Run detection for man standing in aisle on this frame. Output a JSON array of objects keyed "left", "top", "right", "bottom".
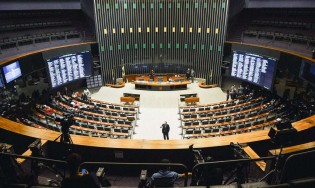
[{"left": 161, "top": 121, "right": 170, "bottom": 140}]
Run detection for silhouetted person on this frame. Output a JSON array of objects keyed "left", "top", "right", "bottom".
[
  {"left": 150, "top": 70, "right": 155, "bottom": 80},
  {"left": 226, "top": 90, "right": 230, "bottom": 101},
  {"left": 186, "top": 68, "right": 191, "bottom": 80},
  {"left": 161, "top": 121, "right": 170, "bottom": 140},
  {"left": 149, "top": 159, "right": 187, "bottom": 187},
  {"left": 61, "top": 153, "right": 101, "bottom": 188}
]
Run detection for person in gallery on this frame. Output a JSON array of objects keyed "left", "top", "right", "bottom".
[
  {"left": 186, "top": 68, "right": 191, "bottom": 80},
  {"left": 61, "top": 153, "right": 102, "bottom": 188},
  {"left": 161, "top": 121, "right": 170, "bottom": 140},
  {"left": 226, "top": 90, "right": 230, "bottom": 101},
  {"left": 190, "top": 68, "right": 195, "bottom": 83},
  {"left": 148, "top": 158, "right": 188, "bottom": 187},
  {"left": 150, "top": 70, "right": 155, "bottom": 80}
]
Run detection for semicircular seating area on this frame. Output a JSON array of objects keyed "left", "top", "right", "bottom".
[{"left": 29, "top": 93, "right": 139, "bottom": 139}]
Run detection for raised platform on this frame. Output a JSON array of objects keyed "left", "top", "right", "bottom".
[{"left": 134, "top": 81, "right": 190, "bottom": 91}]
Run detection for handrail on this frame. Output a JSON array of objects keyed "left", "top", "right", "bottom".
[
  {"left": 0, "top": 152, "right": 67, "bottom": 178},
  {"left": 79, "top": 162, "right": 189, "bottom": 186},
  {"left": 192, "top": 156, "right": 276, "bottom": 184}
]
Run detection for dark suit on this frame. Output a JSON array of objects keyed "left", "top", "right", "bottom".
[{"left": 161, "top": 123, "right": 170, "bottom": 140}]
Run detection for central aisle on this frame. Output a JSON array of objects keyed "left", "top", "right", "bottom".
[{"left": 91, "top": 83, "right": 226, "bottom": 140}]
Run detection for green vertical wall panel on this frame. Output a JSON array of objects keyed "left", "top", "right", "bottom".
[{"left": 95, "top": 0, "right": 228, "bottom": 85}]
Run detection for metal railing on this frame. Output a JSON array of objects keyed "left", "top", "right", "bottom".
[
  {"left": 0, "top": 152, "right": 67, "bottom": 178},
  {"left": 192, "top": 156, "right": 277, "bottom": 185},
  {"left": 80, "top": 161, "right": 189, "bottom": 186}
]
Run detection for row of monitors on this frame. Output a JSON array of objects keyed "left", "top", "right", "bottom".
[
  {"left": 0, "top": 51, "right": 93, "bottom": 89},
  {"left": 1, "top": 50, "right": 314, "bottom": 89}
]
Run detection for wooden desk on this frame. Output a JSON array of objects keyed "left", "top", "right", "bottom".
[
  {"left": 185, "top": 97, "right": 200, "bottom": 104},
  {"left": 134, "top": 81, "right": 190, "bottom": 91},
  {"left": 243, "top": 146, "right": 267, "bottom": 171},
  {"left": 125, "top": 74, "right": 187, "bottom": 83},
  {"left": 120, "top": 97, "right": 135, "bottom": 104},
  {"left": 269, "top": 141, "right": 315, "bottom": 155},
  {"left": 0, "top": 115, "right": 314, "bottom": 149}
]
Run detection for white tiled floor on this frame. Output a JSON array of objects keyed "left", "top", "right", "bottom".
[{"left": 91, "top": 83, "right": 226, "bottom": 140}]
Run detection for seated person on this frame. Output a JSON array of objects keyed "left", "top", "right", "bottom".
[
  {"left": 149, "top": 158, "right": 188, "bottom": 187},
  {"left": 61, "top": 153, "right": 102, "bottom": 188}
]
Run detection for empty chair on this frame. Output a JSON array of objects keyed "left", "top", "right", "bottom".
[
  {"left": 114, "top": 128, "right": 121, "bottom": 133},
  {"left": 87, "top": 116, "right": 93, "bottom": 120},
  {"left": 81, "top": 123, "right": 88, "bottom": 129},
  {"left": 117, "top": 120, "right": 125, "bottom": 125},
  {"left": 221, "top": 110, "right": 227, "bottom": 115},
  {"left": 229, "top": 125, "right": 237, "bottom": 133},
  {"left": 225, "top": 117, "right": 232, "bottom": 122},
  {"left": 209, "top": 119, "right": 216, "bottom": 124},
  {"left": 121, "top": 129, "right": 129, "bottom": 134},
  {"left": 120, "top": 113, "right": 127, "bottom": 117},
  {"left": 125, "top": 121, "right": 132, "bottom": 125},
  {"left": 182, "top": 108, "right": 189, "bottom": 112},
  {"left": 213, "top": 105, "right": 219, "bottom": 109},
  {"left": 93, "top": 117, "right": 100, "bottom": 121},
  {"left": 204, "top": 128, "right": 212, "bottom": 133},
  {"left": 199, "top": 113, "right": 207, "bottom": 118},
  {"left": 96, "top": 126, "right": 104, "bottom": 131},
  {"left": 105, "top": 111, "right": 111, "bottom": 116},
  {"left": 192, "top": 121, "right": 199, "bottom": 126},
  {"left": 214, "top": 111, "right": 221, "bottom": 116},
  {"left": 185, "top": 129, "right": 194, "bottom": 135},
  {"left": 109, "top": 105, "right": 114, "bottom": 109},
  {"left": 101, "top": 118, "right": 108, "bottom": 123},
  {"left": 112, "top": 112, "right": 118, "bottom": 116},
  {"left": 91, "top": 132, "right": 99, "bottom": 137},
  {"left": 115, "top": 106, "right": 121, "bottom": 110},
  {"left": 123, "top": 107, "right": 129, "bottom": 111},
  {"left": 88, "top": 124, "right": 95, "bottom": 129},
  {"left": 239, "top": 115, "right": 245, "bottom": 119},
  {"left": 104, "top": 127, "right": 111, "bottom": 132},
  {"left": 206, "top": 113, "right": 213, "bottom": 117},
  {"left": 189, "top": 108, "right": 196, "bottom": 112},
  {"left": 217, "top": 119, "right": 224, "bottom": 123},
  {"left": 184, "top": 122, "right": 192, "bottom": 126},
  {"left": 99, "top": 133, "right": 108, "bottom": 138},
  {"left": 191, "top": 114, "right": 197, "bottom": 119},
  {"left": 108, "top": 119, "right": 115, "bottom": 123},
  {"left": 183, "top": 114, "right": 190, "bottom": 119},
  {"left": 194, "top": 129, "right": 202, "bottom": 134},
  {"left": 229, "top": 109, "right": 235, "bottom": 113},
  {"left": 201, "top": 121, "right": 209, "bottom": 125},
  {"left": 198, "top": 107, "right": 205, "bottom": 111},
  {"left": 205, "top": 107, "right": 210, "bottom": 111},
  {"left": 211, "top": 128, "right": 220, "bottom": 136}
]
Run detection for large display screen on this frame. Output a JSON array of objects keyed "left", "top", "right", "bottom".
[
  {"left": 231, "top": 51, "right": 277, "bottom": 90},
  {"left": 3, "top": 61, "right": 22, "bottom": 83},
  {"left": 300, "top": 62, "right": 315, "bottom": 84},
  {"left": 46, "top": 51, "right": 92, "bottom": 88}
]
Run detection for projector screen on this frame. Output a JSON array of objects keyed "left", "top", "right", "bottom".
[
  {"left": 46, "top": 51, "right": 92, "bottom": 88},
  {"left": 231, "top": 51, "right": 277, "bottom": 90},
  {"left": 3, "top": 61, "right": 22, "bottom": 84}
]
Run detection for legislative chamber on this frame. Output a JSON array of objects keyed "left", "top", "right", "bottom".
[{"left": 0, "top": 0, "right": 315, "bottom": 187}]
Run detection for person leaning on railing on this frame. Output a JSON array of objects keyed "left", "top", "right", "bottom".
[{"left": 61, "top": 153, "right": 102, "bottom": 188}]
